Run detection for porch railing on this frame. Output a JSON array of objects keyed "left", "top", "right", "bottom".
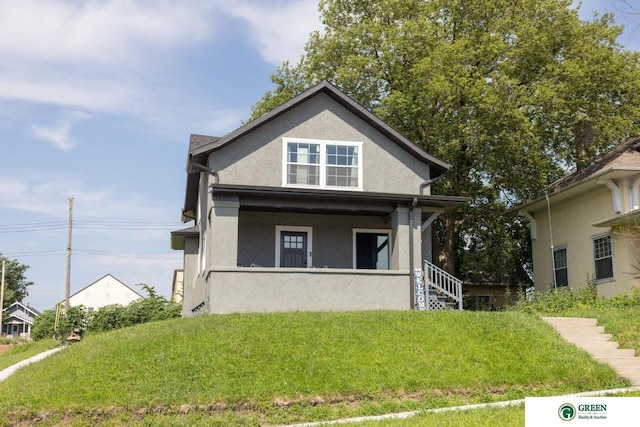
[{"left": 424, "top": 260, "right": 463, "bottom": 310}]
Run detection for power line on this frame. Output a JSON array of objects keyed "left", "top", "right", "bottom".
[
  {"left": 0, "top": 219, "right": 183, "bottom": 233},
  {"left": 75, "top": 249, "right": 181, "bottom": 260},
  {"left": 1, "top": 250, "right": 66, "bottom": 257}
]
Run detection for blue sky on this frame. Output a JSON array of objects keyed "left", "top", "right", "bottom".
[{"left": 0, "top": 1, "right": 638, "bottom": 312}]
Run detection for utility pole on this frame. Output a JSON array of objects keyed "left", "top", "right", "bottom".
[
  {"left": 1, "top": 260, "right": 5, "bottom": 333},
  {"left": 65, "top": 197, "right": 73, "bottom": 312}
]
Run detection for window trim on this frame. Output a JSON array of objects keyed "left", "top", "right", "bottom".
[
  {"left": 352, "top": 228, "right": 392, "bottom": 270},
  {"left": 592, "top": 233, "right": 615, "bottom": 283},
  {"left": 282, "top": 137, "right": 363, "bottom": 191},
  {"left": 275, "top": 225, "right": 313, "bottom": 268}
]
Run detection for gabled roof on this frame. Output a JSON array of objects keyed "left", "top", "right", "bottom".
[
  {"left": 59, "top": 274, "right": 145, "bottom": 304},
  {"left": 188, "top": 81, "right": 450, "bottom": 172},
  {"left": 508, "top": 136, "right": 640, "bottom": 214},
  {"left": 2, "top": 301, "right": 40, "bottom": 317},
  {"left": 180, "top": 81, "right": 452, "bottom": 221},
  {"left": 545, "top": 136, "right": 640, "bottom": 191}
]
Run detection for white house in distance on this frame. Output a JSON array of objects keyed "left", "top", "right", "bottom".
[
  {"left": 62, "top": 274, "right": 145, "bottom": 312},
  {"left": 1, "top": 301, "right": 40, "bottom": 339}
]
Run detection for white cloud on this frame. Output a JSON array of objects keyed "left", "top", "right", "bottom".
[
  {"left": 0, "top": 173, "right": 175, "bottom": 222},
  {"left": 0, "top": 0, "right": 212, "bottom": 65},
  {"left": 217, "top": 0, "right": 322, "bottom": 65},
  {"left": 31, "top": 111, "right": 92, "bottom": 151},
  {"left": 31, "top": 122, "right": 74, "bottom": 151},
  {"left": 0, "top": 0, "right": 214, "bottom": 113}
]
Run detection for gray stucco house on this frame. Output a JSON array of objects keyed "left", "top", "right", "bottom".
[{"left": 171, "top": 81, "right": 467, "bottom": 315}]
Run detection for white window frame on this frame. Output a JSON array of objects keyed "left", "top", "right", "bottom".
[
  {"left": 352, "top": 228, "right": 392, "bottom": 270},
  {"left": 592, "top": 233, "right": 615, "bottom": 282},
  {"left": 275, "top": 225, "right": 313, "bottom": 268},
  {"left": 282, "top": 137, "right": 363, "bottom": 191}
]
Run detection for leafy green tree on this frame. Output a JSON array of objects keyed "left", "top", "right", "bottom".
[
  {"left": 251, "top": 0, "right": 640, "bottom": 282},
  {"left": 31, "top": 305, "right": 86, "bottom": 341},
  {"left": 0, "top": 255, "right": 34, "bottom": 308},
  {"left": 31, "top": 309, "right": 56, "bottom": 341}
]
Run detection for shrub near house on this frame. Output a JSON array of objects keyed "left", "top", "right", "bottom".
[{"left": 31, "top": 285, "right": 180, "bottom": 340}]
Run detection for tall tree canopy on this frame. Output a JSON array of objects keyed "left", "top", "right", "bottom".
[
  {"left": 0, "top": 255, "right": 33, "bottom": 308},
  {"left": 251, "top": 0, "right": 640, "bottom": 284}
]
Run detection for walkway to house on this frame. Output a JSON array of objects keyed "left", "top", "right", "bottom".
[{"left": 542, "top": 317, "right": 640, "bottom": 386}]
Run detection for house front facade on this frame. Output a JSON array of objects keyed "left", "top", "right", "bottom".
[
  {"left": 2, "top": 301, "right": 39, "bottom": 339},
  {"left": 172, "top": 82, "right": 467, "bottom": 315},
  {"left": 511, "top": 137, "right": 640, "bottom": 298}
]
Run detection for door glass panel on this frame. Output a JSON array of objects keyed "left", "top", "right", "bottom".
[{"left": 281, "top": 231, "right": 307, "bottom": 267}]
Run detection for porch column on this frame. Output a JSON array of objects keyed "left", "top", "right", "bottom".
[
  {"left": 411, "top": 207, "right": 423, "bottom": 269},
  {"left": 391, "top": 207, "right": 422, "bottom": 271},
  {"left": 209, "top": 194, "right": 240, "bottom": 267}
]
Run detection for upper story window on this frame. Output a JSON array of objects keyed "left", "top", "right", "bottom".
[{"left": 283, "top": 138, "right": 362, "bottom": 190}]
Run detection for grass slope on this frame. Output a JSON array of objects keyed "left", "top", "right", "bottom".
[{"left": 0, "top": 311, "right": 628, "bottom": 426}]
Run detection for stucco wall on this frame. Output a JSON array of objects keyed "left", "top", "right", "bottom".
[
  {"left": 531, "top": 187, "right": 640, "bottom": 296},
  {"left": 208, "top": 93, "right": 431, "bottom": 195},
  {"left": 205, "top": 268, "right": 410, "bottom": 313},
  {"left": 237, "top": 211, "right": 391, "bottom": 268}
]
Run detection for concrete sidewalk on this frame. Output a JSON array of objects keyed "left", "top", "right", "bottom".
[
  {"left": 0, "top": 347, "right": 64, "bottom": 382},
  {"left": 543, "top": 317, "right": 640, "bottom": 386}
]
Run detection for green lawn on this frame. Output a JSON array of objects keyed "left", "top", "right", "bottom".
[{"left": 0, "top": 310, "right": 632, "bottom": 426}]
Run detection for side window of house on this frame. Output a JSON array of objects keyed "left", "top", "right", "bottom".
[
  {"left": 553, "top": 246, "right": 568, "bottom": 287},
  {"left": 593, "top": 234, "right": 614, "bottom": 281},
  {"left": 284, "top": 138, "right": 362, "bottom": 190}
]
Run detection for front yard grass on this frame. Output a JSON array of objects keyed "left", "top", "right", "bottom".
[{"left": 0, "top": 310, "right": 628, "bottom": 426}]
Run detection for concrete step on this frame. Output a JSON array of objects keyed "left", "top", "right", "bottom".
[
  {"left": 542, "top": 317, "right": 597, "bottom": 327},
  {"left": 591, "top": 349, "right": 636, "bottom": 358},
  {"left": 542, "top": 317, "right": 640, "bottom": 387}
]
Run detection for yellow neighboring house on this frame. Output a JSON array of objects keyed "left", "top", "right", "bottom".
[{"left": 510, "top": 136, "right": 640, "bottom": 298}]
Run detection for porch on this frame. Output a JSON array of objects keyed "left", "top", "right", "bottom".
[{"left": 192, "top": 260, "right": 462, "bottom": 314}]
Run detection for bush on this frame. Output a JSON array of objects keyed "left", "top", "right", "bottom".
[
  {"left": 87, "top": 304, "right": 128, "bottom": 333},
  {"left": 511, "top": 276, "right": 603, "bottom": 313},
  {"left": 31, "top": 306, "right": 86, "bottom": 341},
  {"left": 32, "top": 284, "right": 181, "bottom": 340}
]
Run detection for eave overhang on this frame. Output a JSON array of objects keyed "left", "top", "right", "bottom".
[
  {"left": 171, "top": 225, "right": 199, "bottom": 250},
  {"left": 506, "top": 166, "right": 640, "bottom": 216},
  {"left": 592, "top": 209, "right": 640, "bottom": 228},
  {"left": 210, "top": 184, "right": 468, "bottom": 215}
]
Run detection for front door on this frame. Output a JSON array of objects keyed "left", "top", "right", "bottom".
[{"left": 280, "top": 231, "right": 307, "bottom": 267}]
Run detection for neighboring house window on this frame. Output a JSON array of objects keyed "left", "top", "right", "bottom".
[
  {"left": 593, "top": 234, "right": 614, "bottom": 281},
  {"left": 475, "top": 295, "right": 492, "bottom": 310},
  {"left": 353, "top": 229, "right": 390, "bottom": 269},
  {"left": 283, "top": 138, "right": 362, "bottom": 190},
  {"left": 553, "top": 246, "right": 568, "bottom": 287}
]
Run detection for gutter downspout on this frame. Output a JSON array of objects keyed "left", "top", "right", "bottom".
[
  {"left": 420, "top": 174, "right": 445, "bottom": 195},
  {"left": 409, "top": 198, "right": 418, "bottom": 309},
  {"left": 190, "top": 162, "right": 220, "bottom": 184},
  {"left": 545, "top": 191, "right": 556, "bottom": 289}
]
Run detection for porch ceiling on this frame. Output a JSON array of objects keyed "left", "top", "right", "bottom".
[{"left": 211, "top": 184, "right": 468, "bottom": 215}]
